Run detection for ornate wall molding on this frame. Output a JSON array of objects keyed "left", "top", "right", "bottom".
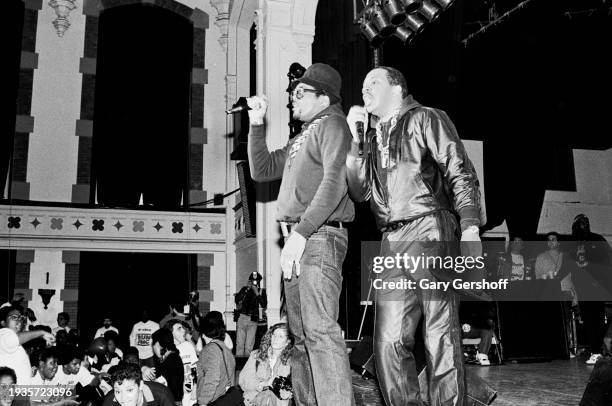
[
  {"left": 210, "top": 0, "right": 230, "bottom": 50},
  {"left": 1, "top": 205, "right": 226, "bottom": 253}
]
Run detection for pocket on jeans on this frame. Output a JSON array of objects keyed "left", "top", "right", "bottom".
[{"left": 301, "top": 237, "right": 325, "bottom": 267}]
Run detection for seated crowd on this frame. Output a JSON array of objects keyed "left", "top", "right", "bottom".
[{"left": 0, "top": 300, "right": 294, "bottom": 406}]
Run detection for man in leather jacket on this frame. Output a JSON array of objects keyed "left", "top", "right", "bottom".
[{"left": 346, "top": 66, "right": 485, "bottom": 406}]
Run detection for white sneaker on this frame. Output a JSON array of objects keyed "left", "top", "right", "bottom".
[
  {"left": 586, "top": 354, "right": 602, "bottom": 365},
  {"left": 476, "top": 353, "right": 491, "bottom": 366}
]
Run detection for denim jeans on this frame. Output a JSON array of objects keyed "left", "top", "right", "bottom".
[
  {"left": 236, "top": 313, "right": 258, "bottom": 356},
  {"left": 284, "top": 225, "right": 355, "bottom": 406}
]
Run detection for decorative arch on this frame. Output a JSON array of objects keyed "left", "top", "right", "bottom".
[
  {"left": 291, "top": 0, "right": 319, "bottom": 52},
  {"left": 73, "top": 0, "right": 210, "bottom": 206}
]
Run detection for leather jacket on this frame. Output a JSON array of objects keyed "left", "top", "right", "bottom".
[{"left": 346, "top": 97, "right": 485, "bottom": 232}]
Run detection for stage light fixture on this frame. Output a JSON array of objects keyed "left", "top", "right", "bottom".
[
  {"left": 372, "top": 6, "right": 396, "bottom": 37},
  {"left": 383, "top": 0, "right": 407, "bottom": 25},
  {"left": 362, "top": 21, "right": 385, "bottom": 47},
  {"left": 419, "top": 0, "right": 441, "bottom": 21},
  {"left": 402, "top": 0, "right": 422, "bottom": 13},
  {"left": 405, "top": 13, "right": 426, "bottom": 34},
  {"left": 394, "top": 25, "right": 415, "bottom": 43}
]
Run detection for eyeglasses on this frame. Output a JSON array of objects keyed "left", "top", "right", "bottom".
[
  {"left": 7, "top": 313, "right": 25, "bottom": 322},
  {"left": 291, "top": 88, "right": 318, "bottom": 100}
]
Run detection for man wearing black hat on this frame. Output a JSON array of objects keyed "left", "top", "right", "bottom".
[{"left": 246, "top": 63, "right": 355, "bottom": 406}]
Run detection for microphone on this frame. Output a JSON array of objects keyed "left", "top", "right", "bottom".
[
  {"left": 356, "top": 121, "right": 365, "bottom": 156},
  {"left": 225, "top": 105, "right": 250, "bottom": 114}
]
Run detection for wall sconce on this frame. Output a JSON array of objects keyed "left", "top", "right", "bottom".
[{"left": 48, "top": 0, "right": 77, "bottom": 37}]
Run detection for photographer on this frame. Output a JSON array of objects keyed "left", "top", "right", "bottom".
[{"left": 234, "top": 272, "right": 267, "bottom": 357}]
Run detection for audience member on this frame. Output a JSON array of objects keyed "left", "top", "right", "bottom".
[
  {"left": 0, "top": 366, "right": 20, "bottom": 406},
  {"left": 102, "top": 363, "right": 175, "bottom": 406},
  {"left": 565, "top": 246, "right": 611, "bottom": 365},
  {"left": 168, "top": 320, "right": 197, "bottom": 406},
  {"left": 239, "top": 323, "right": 294, "bottom": 406},
  {"left": 147, "top": 329, "right": 183, "bottom": 404},
  {"left": 52, "top": 312, "right": 72, "bottom": 335},
  {"left": 0, "top": 305, "right": 55, "bottom": 385},
  {"left": 56, "top": 347, "right": 98, "bottom": 387},
  {"left": 197, "top": 311, "right": 233, "bottom": 352},
  {"left": 196, "top": 313, "right": 235, "bottom": 406},
  {"left": 31, "top": 347, "right": 60, "bottom": 385},
  {"left": 499, "top": 237, "right": 532, "bottom": 281},
  {"left": 235, "top": 272, "right": 267, "bottom": 357},
  {"left": 460, "top": 301, "right": 495, "bottom": 366},
  {"left": 129, "top": 310, "right": 159, "bottom": 368},
  {"left": 101, "top": 331, "right": 123, "bottom": 371},
  {"left": 95, "top": 316, "right": 119, "bottom": 339},
  {"left": 572, "top": 214, "right": 612, "bottom": 266},
  {"left": 122, "top": 347, "right": 140, "bottom": 366}
]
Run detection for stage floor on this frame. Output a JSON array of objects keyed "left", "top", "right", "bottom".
[
  {"left": 468, "top": 358, "right": 592, "bottom": 405},
  {"left": 350, "top": 358, "right": 594, "bottom": 405}
]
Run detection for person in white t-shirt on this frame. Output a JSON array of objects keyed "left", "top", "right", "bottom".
[
  {"left": 168, "top": 320, "right": 198, "bottom": 406},
  {"left": 0, "top": 306, "right": 55, "bottom": 386},
  {"left": 56, "top": 347, "right": 98, "bottom": 387},
  {"left": 30, "top": 348, "right": 62, "bottom": 386},
  {"left": 52, "top": 312, "right": 72, "bottom": 335},
  {"left": 29, "top": 349, "right": 79, "bottom": 406},
  {"left": 128, "top": 311, "right": 159, "bottom": 368},
  {"left": 94, "top": 316, "right": 119, "bottom": 339}
]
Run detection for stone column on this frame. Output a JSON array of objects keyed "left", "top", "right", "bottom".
[{"left": 253, "top": 0, "right": 316, "bottom": 326}]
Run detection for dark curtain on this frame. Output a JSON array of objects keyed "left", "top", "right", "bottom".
[
  {"left": 78, "top": 252, "right": 196, "bottom": 348},
  {"left": 92, "top": 4, "right": 193, "bottom": 209}
]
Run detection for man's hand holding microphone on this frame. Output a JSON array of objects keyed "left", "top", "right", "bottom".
[
  {"left": 346, "top": 105, "right": 368, "bottom": 154},
  {"left": 246, "top": 95, "right": 269, "bottom": 125}
]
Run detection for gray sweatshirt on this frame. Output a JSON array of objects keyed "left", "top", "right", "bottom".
[{"left": 248, "top": 104, "right": 355, "bottom": 238}]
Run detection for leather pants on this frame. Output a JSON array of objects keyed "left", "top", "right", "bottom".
[{"left": 374, "top": 211, "right": 466, "bottom": 406}]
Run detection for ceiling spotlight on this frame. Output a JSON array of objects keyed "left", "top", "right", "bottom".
[
  {"left": 384, "top": 0, "right": 407, "bottom": 25},
  {"left": 402, "top": 0, "right": 422, "bottom": 14},
  {"left": 362, "top": 21, "right": 385, "bottom": 47},
  {"left": 405, "top": 13, "right": 426, "bottom": 34},
  {"left": 372, "top": 6, "right": 396, "bottom": 37},
  {"left": 394, "top": 25, "right": 415, "bottom": 44},
  {"left": 434, "top": 0, "right": 454, "bottom": 9},
  {"left": 419, "top": 0, "right": 441, "bottom": 21}
]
